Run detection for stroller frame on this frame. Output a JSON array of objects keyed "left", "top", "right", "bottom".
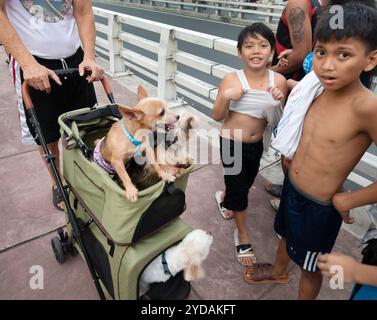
[{"left": 22, "top": 69, "right": 116, "bottom": 300}]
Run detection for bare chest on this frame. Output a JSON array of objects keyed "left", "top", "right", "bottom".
[{"left": 302, "top": 99, "right": 358, "bottom": 146}]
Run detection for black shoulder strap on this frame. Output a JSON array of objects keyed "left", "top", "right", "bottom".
[{"left": 64, "top": 104, "right": 121, "bottom": 126}]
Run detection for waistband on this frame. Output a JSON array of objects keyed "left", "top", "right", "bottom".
[
  {"left": 33, "top": 47, "right": 83, "bottom": 68},
  {"left": 287, "top": 172, "right": 333, "bottom": 206},
  {"left": 219, "top": 135, "right": 263, "bottom": 147}
]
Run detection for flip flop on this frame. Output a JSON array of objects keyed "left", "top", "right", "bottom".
[
  {"left": 234, "top": 229, "right": 257, "bottom": 266},
  {"left": 243, "top": 263, "right": 289, "bottom": 285},
  {"left": 270, "top": 197, "right": 280, "bottom": 211},
  {"left": 52, "top": 186, "right": 65, "bottom": 212},
  {"left": 215, "top": 191, "right": 233, "bottom": 220},
  {"left": 265, "top": 182, "right": 283, "bottom": 198}
]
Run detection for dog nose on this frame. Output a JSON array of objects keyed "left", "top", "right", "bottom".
[{"left": 175, "top": 115, "right": 180, "bottom": 121}]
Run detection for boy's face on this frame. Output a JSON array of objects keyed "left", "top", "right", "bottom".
[
  {"left": 313, "top": 37, "right": 377, "bottom": 91},
  {"left": 238, "top": 34, "right": 274, "bottom": 70}
]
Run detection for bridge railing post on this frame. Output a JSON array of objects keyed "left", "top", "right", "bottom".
[
  {"left": 107, "top": 14, "right": 128, "bottom": 77},
  {"left": 263, "top": 0, "right": 274, "bottom": 25},
  {"left": 158, "top": 27, "right": 177, "bottom": 105}
]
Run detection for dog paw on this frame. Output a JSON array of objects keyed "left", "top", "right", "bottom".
[
  {"left": 125, "top": 186, "right": 139, "bottom": 202},
  {"left": 161, "top": 172, "right": 177, "bottom": 182}
]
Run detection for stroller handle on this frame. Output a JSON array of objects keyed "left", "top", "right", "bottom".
[{"left": 21, "top": 68, "right": 115, "bottom": 110}]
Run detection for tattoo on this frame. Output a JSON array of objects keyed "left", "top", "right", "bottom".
[{"left": 288, "top": 7, "right": 306, "bottom": 44}]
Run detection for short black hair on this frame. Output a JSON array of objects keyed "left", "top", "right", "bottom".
[
  {"left": 237, "top": 23, "right": 275, "bottom": 52},
  {"left": 315, "top": 3, "right": 377, "bottom": 53}
]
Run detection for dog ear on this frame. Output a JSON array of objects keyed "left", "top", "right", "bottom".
[
  {"left": 137, "top": 85, "right": 148, "bottom": 101},
  {"left": 183, "top": 264, "right": 204, "bottom": 281},
  {"left": 118, "top": 104, "right": 145, "bottom": 121}
]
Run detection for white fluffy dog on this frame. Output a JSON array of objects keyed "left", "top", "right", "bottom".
[{"left": 139, "top": 229, "right": 213, "bottom": 296}]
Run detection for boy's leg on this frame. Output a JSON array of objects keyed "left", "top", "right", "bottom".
[
  {"left": 272, "top": 237, "right": 290, "bottom": 277},
  {"left": 299, "top": 269, "right": 323, "bottom": 300},
  {"left": 234, "top": 209, "right": 255, "bottom": 266}
]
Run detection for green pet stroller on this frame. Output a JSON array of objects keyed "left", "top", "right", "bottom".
[{"left": 22, "top": 69, "right": 193, "bottom": 300}]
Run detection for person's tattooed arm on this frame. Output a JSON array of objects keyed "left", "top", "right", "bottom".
[
  {"left": 289, "top": 7, "right": 306, "bottom": 44},
  {"left": 272, "top": 0, "right": 313, "bottom": 75}
]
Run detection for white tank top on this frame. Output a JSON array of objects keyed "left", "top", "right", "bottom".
[
  {"left": 229, "top": 69, "right": 282, "bottom": 129},
  {"left": 6, "top": 0, "right": 81, "bottom": 59}
]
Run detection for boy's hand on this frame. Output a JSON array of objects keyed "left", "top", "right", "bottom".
[
  {"left": 277, "top": 49, "right": 293, "bottom": 68},
  {"left": 223, "top": 87, "right": 247, "bottom": 102},
  {"left": 332, "top": 192, "right": 355, "bottom": 224},
  {"left": 268, "top": 86, "right": 284, "bottom": 103},
  {"left": 317, "top": 253, "right": 357, "bottom": 283}
]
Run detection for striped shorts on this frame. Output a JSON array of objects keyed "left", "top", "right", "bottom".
[{"left": 274, "top": 174, "right": 343, "bottom": 272}]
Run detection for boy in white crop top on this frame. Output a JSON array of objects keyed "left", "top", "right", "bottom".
[{"left": 212, "top": 23, "right": 288, "bottom": 267}]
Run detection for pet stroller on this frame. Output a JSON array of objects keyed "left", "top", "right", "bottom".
[{"left": 22, "top": 69, "right": 193, "bottom": 300}]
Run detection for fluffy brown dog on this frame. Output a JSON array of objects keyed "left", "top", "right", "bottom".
[{"left": 96, "top": 85, "right": 180, "bottom": 202}]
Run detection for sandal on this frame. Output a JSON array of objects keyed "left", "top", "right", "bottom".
[
  {"left": 52, "top": 186, "right": 65, "bottom": 212},
  {"left": 270, "top": 197, "right": 281, "bottom": 212},
  {"left": 243, "top": 263, "right": 289, "bottom": 285},
  {"left": 215, "top": 191, "right": 233, "bottom": 220},
  {"left": 234, "top": 229, "right": 257, "bottom": 266},
  {"left": 265, "top": 182, "right": 283, "bottom": 198}
]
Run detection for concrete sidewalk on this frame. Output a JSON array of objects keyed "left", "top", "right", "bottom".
[{"left": 0, "top": 50, "right": 362, "bottom": 300}]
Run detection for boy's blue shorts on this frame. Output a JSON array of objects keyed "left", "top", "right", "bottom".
[{"left": 274, "top": 174, "right": 343, "bottom": 272}]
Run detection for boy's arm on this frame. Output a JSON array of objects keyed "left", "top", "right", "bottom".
[
  {"left": 332, "top": 97, "right": 377, "bottom": 221},
  {"left": 318, "top": 253, "right": 377, "bottom": 287},
  {"left": 0, "top": 0, "right": 61, "bottom": 92},
  {"left": 271, "top": 0, "right": 313, "bottom": 75}
]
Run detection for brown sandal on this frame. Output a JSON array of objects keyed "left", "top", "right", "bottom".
[
  {"left": 264, "top": 182, "right": 283, "bottom": 198},
  {"left": 243, "top": 263, "right": 289, "bottom": 285}
]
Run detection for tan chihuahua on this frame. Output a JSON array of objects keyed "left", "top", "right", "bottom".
[{"left": 97, "top": 85, "right": 179, "bottom": 202}]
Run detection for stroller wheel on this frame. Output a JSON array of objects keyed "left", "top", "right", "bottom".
[{"left": 51, "top": 237, "right": 65, "bottom": 264}]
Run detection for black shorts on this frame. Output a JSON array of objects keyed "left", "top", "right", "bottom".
[
  {"left": 220, "top": 136, "right": 263, "bottom": 212},
  {"left": 274, "top": 174, "right": 343, "bottom": 272},
  {"left": 21, "top": 47, "right": 97, "bottom": 145}
]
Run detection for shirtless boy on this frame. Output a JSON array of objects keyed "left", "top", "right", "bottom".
[{"left": 244, "top": 3, "right": 377, "bottom": 299}]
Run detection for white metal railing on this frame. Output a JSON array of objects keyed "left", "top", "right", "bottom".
[
  {"left": 94, "top": 0, "right": 285, "bottom": 28},
  {"left": 93, "top": 6, "right": 376, "bottom": 187},
  {"left": 93, "top": 6, "right": 238, "bottom": 108}
]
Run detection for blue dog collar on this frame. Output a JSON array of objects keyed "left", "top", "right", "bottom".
[
  {"left": 120, "top": 120, "right": 142, "bottom": 156},
  {"left": 161, "top": 251, "right": 172, "bottom": 276}
]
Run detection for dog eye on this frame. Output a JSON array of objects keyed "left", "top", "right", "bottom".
[{"left": 160, "top": 110, "right": 165, "bottom": 116}]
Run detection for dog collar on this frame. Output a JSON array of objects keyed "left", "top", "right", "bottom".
[
  {"left": 161, "top": 251, "right": 172, "bottom": 276},
  {"left": 120, "top": 120, "right": 142, "bottom": 156}
]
